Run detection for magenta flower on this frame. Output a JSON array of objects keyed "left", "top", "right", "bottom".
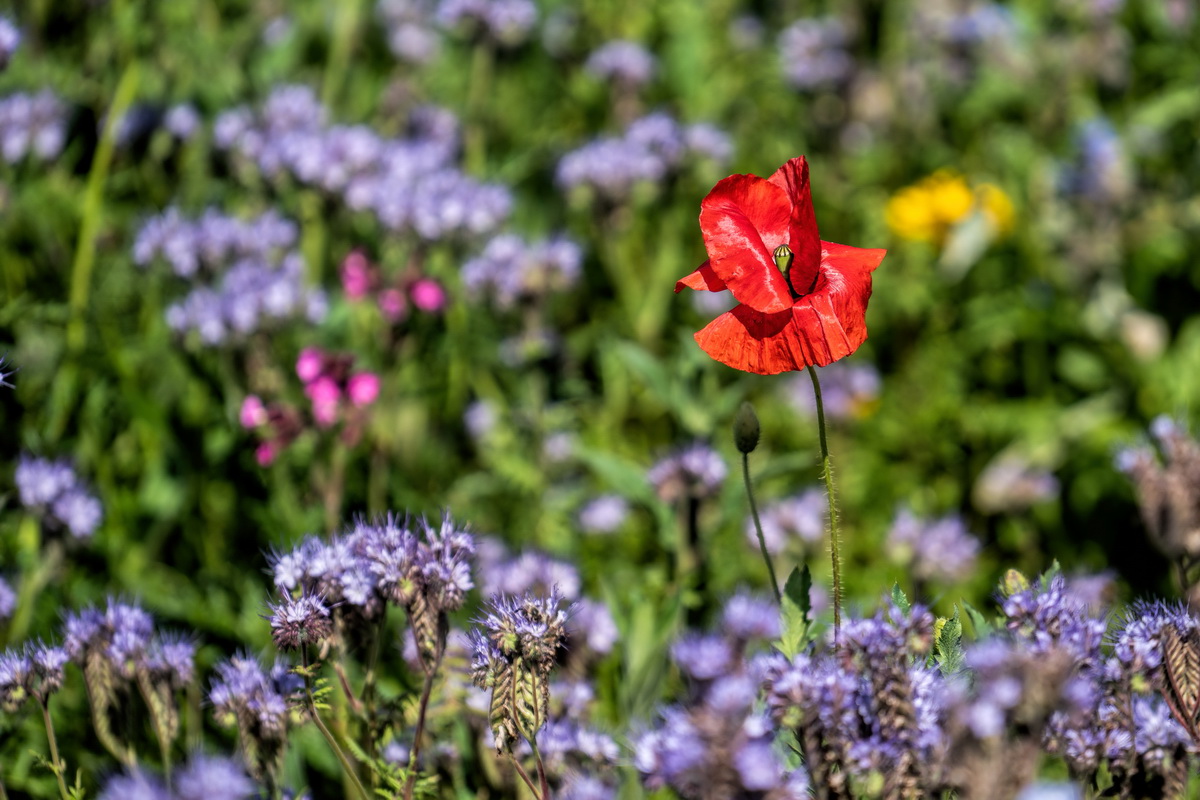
[
  {"left": 347, "top": 372, "right": 381, "bottom": 407},
  {"left": 340, "top": 250, "right": 373, "bottom": 300},
  {"left": 296, "top": 347, "right": 324, "bottom": 383},
  {"left": 306, "top": 376, "right": 342, "bottom": 427},
  {"left": 239, "top": 395, "right": 268, "bottom": 429},
  {"left": 255, "top": 441, "right": 277, "bottom": 467},
  {"left": 410, "top": 278, "right": 447, "bottom": 313},
  {"left": 379, "top": 288, "right": 407, "bottom": 323}
]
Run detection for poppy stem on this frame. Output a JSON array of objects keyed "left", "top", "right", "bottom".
[
  {"left": 806, "top": 364, "right": 841, "bottom": 638},
  {"left": 742, "top": 453, "right": 782, "bottom": 605}
]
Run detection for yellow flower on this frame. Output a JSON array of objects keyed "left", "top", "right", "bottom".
[{"left": 885, "top": 170, "right": 1015, "bottom": 245}]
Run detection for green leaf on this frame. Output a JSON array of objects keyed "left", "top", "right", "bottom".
[
  {"left": 962, "top": 601, "right": 994, "bottom": 639},
  {"left": 779, "top": 565, "right": 812, "bottom": 659},
  {"left": 1040, "top": 560, "right": 1062, "bottom": 586},
  {"left": 891, "top": 583, "right": 911, "bottom": 617},
  {"left": 935, "top": 608, "right": 965, "bottom": 677}
]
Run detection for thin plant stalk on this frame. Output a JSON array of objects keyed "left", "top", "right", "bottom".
[
  {"left": 300, "top": 649, "right": 370, "bottom": 800},
  {"left": 528, "top": 739, "right": 550, "bottom": 800},
  {"left": 39, "top": 699, "right": 71, "bottom": 800},
  {"left": 67, "top": 62, "right": 140, "bottom": 354},
  {"left": 403, "top": 638, "right": 445, "bottom": 800},
  {"left": 742, "top": 453, "right": 782, "bottom": 604},
  {"left": 806, "top": 364, "right": 842, "bottom": 636}
]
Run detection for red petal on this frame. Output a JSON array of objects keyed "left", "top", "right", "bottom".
[
  {"left": 692, "top": 242, "right": 884, "bottom": 375},
  {"left": 699, "top": 174, "right": 793, "bottom": 314},
  {"left": 674, "top": 260, "right": 727, "bottom": 293},
  {"left": 767, "top": 157, "right": 822, "bottom": 297}
]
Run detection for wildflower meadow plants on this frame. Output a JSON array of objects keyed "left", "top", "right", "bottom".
[{"left": 4, "top": 2, "right": 1200, "bottom": 799}]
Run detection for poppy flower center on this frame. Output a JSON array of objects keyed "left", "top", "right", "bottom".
[{"left": 772, "top": 244, "right": 803, "bottom": 300}]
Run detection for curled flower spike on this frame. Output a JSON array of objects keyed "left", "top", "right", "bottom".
[{"left": 676, "top": 156, "right": 885, "bottom": 374}]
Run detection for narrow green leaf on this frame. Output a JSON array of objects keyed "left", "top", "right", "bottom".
[
  {"left": 779, "top": 565, "right": 812, "bottom": 659},
  {"left": 891, "top": 583, "right": 911, "bottom": 616},
  {"left": 935, "top": 608, "right": 965, "bottom": 677},
  {"left": 962, "top": 601, "right": 994, "bottom": 639}
]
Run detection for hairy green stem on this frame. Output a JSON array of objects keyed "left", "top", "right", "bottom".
[
  {"left": 742, "top": 453, "right": 782, "bottom": 604},
  {"left": 301, "top": 650, "right": 369, "bottom": 800},
  {"left": 806, "top": 364, "right": 841, "bottom": 637},
  {"left": 403, "top": 636, "right": 444, "bottom": 800},
  {"left": 39, "top": 699, "right": 71, "bottom": 800}
]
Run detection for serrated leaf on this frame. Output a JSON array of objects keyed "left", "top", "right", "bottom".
[
  {"left": 962, "top": 601, "right": 994, "bottom": 639},
  {"left": 891, "top": 583, "right": 911, "bottom": 616},
  {"left": 779, "top": 565, "right": 812, "bottom": 659},
  {"left": 935, "top": 609, "right": 965, "bottom": 677}
]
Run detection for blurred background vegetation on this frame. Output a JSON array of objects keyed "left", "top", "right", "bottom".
[{"left": 2, "top": 0, "right": 1200, "bottom": 794}]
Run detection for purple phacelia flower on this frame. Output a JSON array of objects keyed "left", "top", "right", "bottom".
[
  {"left": 0, "top": 90, "right": 67, "bottom": 163},
  {"left": 435, "top": 0, "right": 537, "bottom": 46},
  {"left": 567, "top": 598, "right": 619, "bottom": 655},
  {"left": 671, "top": 633, "right": 734, "bottom": 681},
  {"left": 778, "top": 18, "right": 854, "bottom": 90},
  {"left": 51, "top": 487, "right": 104, "bottom": 539},
  {"left": 174, "top": 754, "right": 258, "bottom": 800},
  {"left": 15, "top": 455, "right": 77, "bottom": 508},
  {"left": 649, "top": 442, "right": 727, "bottom": 502},
  {"left": 0, "top": 577, "right": 15, "bottom": 621},
  {"left": 0, "top": 353, "right": 16, "bottom": 388},
  {"left": 748, "top": 488, "right": 827, "bottom": 555},
  {"left": 787, "top": 361, "right": 880, "bottom": 420},
  {"left": 974, "top": 455, "right": 1059, "bottom": 513},
  {"left": 266, "top": 592, "right": 333, "bottom": 651},
  {"left": 0, "top": 17, "right": 20, "bottom": 68},
  {"left": 584, "top": 40, "right": 657, "bottom": 86},
  {"left": 721, "top": 593, "right": 781, "bottom": 641},
  {"left": 377, "top": 0, "right": 441, "bottom": 64},
  {"left": 461, "top": 233, "right": 583, "bottom": 309},
  {"left": 578, "top": 494, "right": 629, "bottom": 535},
  {"left": 887, "top": 508, "right": 980, "bottom": 584},
  {"left": 1113, "top": 599, "right": 1199, "bottom": 673},
  {"left": 97, "top": 769, "right": 168, "bottom": 800}
]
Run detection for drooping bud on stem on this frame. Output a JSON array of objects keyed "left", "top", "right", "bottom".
[{"left": 733, "top": 402, "right": 761, "bottom": 455}]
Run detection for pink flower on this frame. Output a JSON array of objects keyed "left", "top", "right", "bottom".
[
  {"left": 410, "top": 278, "right": 447, "bottom": 313},
  {"left": 347, "top": 372, "right": 381, "bottom": 407},
  {"left": 239, "top": 395, "right": 268, "bottom": 429},
  {"left": 296, "top": 347, "right": 324, "bottom": 384},
  {"left": 341, "top": 250, "right": 373, "bottom": 300},
  {"left": 306, "top": 376, "right": 342, "bottom": 427},
  {"left": 379, "top": 288, "right": 408, "bottom": 323},
  {"left": 256, "top": 441, "right": 278, "bottom": 467}
]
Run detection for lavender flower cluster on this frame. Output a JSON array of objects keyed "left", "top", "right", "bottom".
[
  {"left": 0, "top": 15, "right": 20, "bottom": 68},
  {"left": 435, "top": 0, "right": 538, "bottom": 46},
  {"left": 635, "top": 595, "right": 809, "bottom": 799},
  {"left": 99, "top": 755, "right": 257, "bottom": 800},
  {"left": 747, "top": 488, "right": 827, "bottom": 555},
  {"left": 886, "top": 508, "right": 980, "bottom": 584},
  {"left": 584, "top": 39, "right": 657, "bottom": 87},
  {"left": 270, "top": 512, "right": 474, "bottom": 627},
  {"left": 208, "top": 653, "right": 303, "bottom": 782},
  {"left": 460, "top": 232, "right": 583, "bottom": 308},
  {"left": 777, "top": 17, "right": 855, "bottom": 90},
  {"left": 14, "top": 454, "right": 104, "bottom": 539},
  {"left": 133, "top": 207, "right": 326, "bottom": 343},
  {"left": 556, "top": 112, "right": 732, "bottom": 202},
  {"left": 376, "top": 0, "right": 441, "bottom": 63},
  {"left": 475, "top": 537, "right": 618, "bottom": 656},
  {"left": 215, "top": 85, "right": 511, "bottom": 241},
  {"left": 787, "top": 361, "right": 880, "bottom": 420},
  {"left": 648, "top": 440, "right": 727, "bottom": 502},
  {"left": 0, "top": 89, "right": 68, "bottom": 163}
]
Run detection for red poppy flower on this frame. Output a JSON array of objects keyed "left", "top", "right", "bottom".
[{"left": 675, "top": 157, "right": 886, "bottom": 375}]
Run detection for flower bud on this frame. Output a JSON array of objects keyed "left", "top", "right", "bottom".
[
  {"left": 1001, "top": 568, "right": 1030, "bottom": 597},
  {"left": 733, "top": 402, "right": 761, "bottom": 454}
]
